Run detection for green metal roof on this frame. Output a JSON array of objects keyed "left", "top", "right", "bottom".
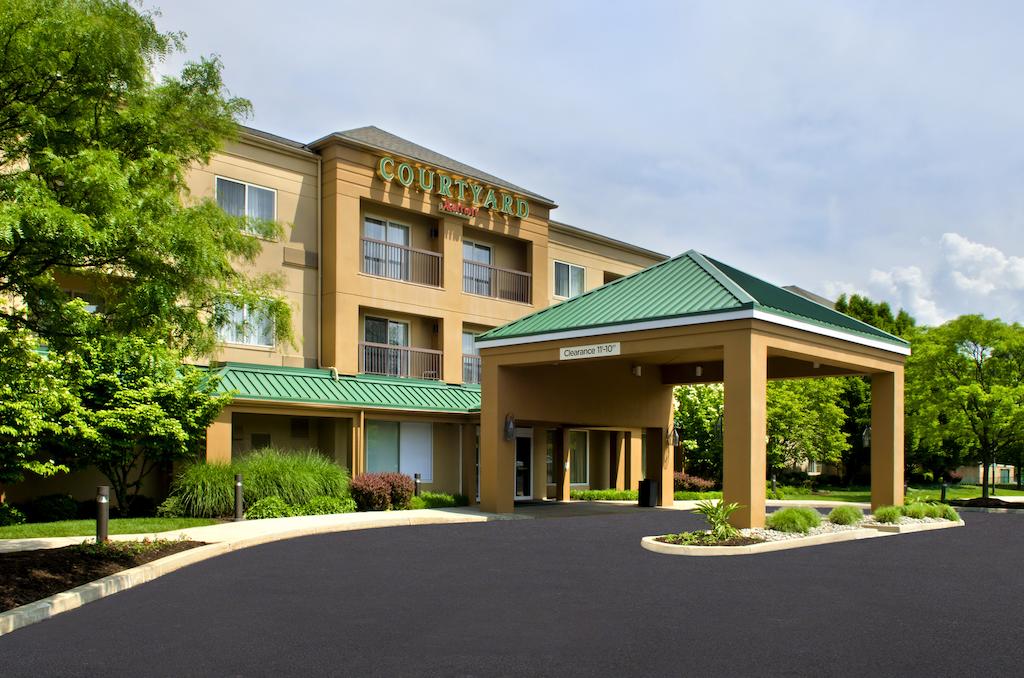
[
  {"left": 212, "top": 363, "right": 481, "bottom": 413},
  {"left": 477, "top": 250, "right": 909, "bottom": 351}
]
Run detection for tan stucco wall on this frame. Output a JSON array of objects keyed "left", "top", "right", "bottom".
[{"left": 186, "top": 138, "right": 320, "bottom": 368}]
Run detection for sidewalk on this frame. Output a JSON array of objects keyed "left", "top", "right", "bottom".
[{"left": 0, "top": 507, "right": 524, "bottom": 554}]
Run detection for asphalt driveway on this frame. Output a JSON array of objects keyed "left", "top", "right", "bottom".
[{"left": 1, "top": 509, "right": 1020, "bottom": 677}]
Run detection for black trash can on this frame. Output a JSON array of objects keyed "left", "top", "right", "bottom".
[{"left": 638, "top": 479, "right": 659, "bottom": 507}]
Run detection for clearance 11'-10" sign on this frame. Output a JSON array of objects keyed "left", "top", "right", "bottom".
[{"left": 377, "top": 156, "right": 530, "bottom": 220}]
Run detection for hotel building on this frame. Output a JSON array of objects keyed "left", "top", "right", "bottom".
[{"left": 190, "top": 125, "right": 665, "bottom": 503}]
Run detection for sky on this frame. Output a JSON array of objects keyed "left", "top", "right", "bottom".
[{"left": 151, "top": 0, "right": 1024, "bottom": 326}]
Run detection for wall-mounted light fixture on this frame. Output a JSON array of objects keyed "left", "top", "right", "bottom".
[
  {"left": 695, "top": 365, "right": 703, "bottom": 377},
  {"left": 631, "top": 365, "right": 642, "bottom": 377},
  {"left": 813, "top": 362, "right": 820, "bottom": 369},
  {"left": 503, "top": 413, "right": 516, "bottom": 441}
]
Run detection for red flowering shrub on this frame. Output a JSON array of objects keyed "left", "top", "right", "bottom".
[
  {"left": 380, "top": 472, "right": 415, "bottom": 509},
  {"left": 674, "top": 472, "right": 717, "bottom": 492},
  {"left": 350, "top": 473, "right": 390, "bottom": 511},
  {"left": 349, "top": 472, "right": 415, "bottom": 510}
]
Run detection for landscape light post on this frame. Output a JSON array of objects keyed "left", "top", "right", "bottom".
[
  {"left": 96, "top": 486, "right": 109, "bottom": 543},
  {"left": 234, "top": 474, "right": 244, "bottom": 521},
  {"left": 414, "top": 473, "right": 421, "bottom": 497}
]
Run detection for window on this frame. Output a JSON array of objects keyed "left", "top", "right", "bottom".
[
  {"left": 216, "top": 177, "right": 276, "bottom": 232},
  {"left": 1001, "top": 468, "right": 1011, "bottom": 484},
  {"left": 290, "top": 418, "right": 309, "bottom": 439},
  {"left": 462, "top": 331, "right": 481, "bottom": 384},
  {"left": 463, "top": 241, "right": 493, "bottom": 296},
  {"left": 363, "top": 316, "right": 410, "bottom": 376},
  {"left": 569, "top": 430, "right": 588, "bottom": 484},
  {"left": 807, "top": 460, "right": 821, "bottom": 475},
  {"left": 363, "top": 216, "right": 410, "bottom": 280},
  {"left": 217, "top": 303, "right": 274, "bottom": 347},
  {"left": 251, "top": 433, "right": 271, "bottom": 449},
  {"left": 366, "top": 420, "right": 432, "bottom": 482},
  {"left": 554, "top": 261, "right": 585, "bottom": 298}
]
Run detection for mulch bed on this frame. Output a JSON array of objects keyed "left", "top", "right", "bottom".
[
  {"left": 0, "top": 541, "right": 204, "bottom": 612},
  {"left": 950, "top": 497, "right": 1023, "bottom": 509},
  {"left": 656, "top": 534, "right": 765, "bottom": 547}
]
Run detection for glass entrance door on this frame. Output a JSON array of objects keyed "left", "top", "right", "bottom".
[{"left": 514, "top": 429, "right": 532, "bottom": 500}]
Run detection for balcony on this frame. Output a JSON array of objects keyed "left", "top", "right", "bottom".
[
  {"left": 463, "top": 261, "right": 532, "bottom": 304},
  {"left": 359, "top": 342, "right": 443, "bottom": 380},
  {"left": 462, "top": 355, "right": 481, "bottom": 385},
  {"left": 362, "top": 238, "right": 442, "bottom": 288}
]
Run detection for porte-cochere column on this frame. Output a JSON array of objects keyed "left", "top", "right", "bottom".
[
  {"left": 871, "top": 368, "right": 905, "bottom": 508},
  {"left": 722, "top": 333, "right": 768, "bottom": 528}
]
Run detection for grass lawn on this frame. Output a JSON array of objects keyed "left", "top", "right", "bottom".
[
  {"left": 781, "top": 484, "right": 1024, "bottom": 503},
  {"left": 0, "top": 517, "right": 218, "bottom": 540}
]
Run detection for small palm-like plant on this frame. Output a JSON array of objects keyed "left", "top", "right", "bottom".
[{"left": 693, "top": 499, "right": 743, "bottom": 541}]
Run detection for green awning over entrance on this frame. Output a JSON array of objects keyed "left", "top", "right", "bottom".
[
  {"left": 212, "top": 363, "right": 481, "bottom": 413},
  {"left": 477, "top": 250, "right": 909, "bottom": 353}
]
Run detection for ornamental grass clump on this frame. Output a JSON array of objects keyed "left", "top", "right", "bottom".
[
  {"left": 169, "top": 449, "right": 351, "bottom": 518},
  {"left": 872, "top": 506, "right": 903, "bottom": 524},
  {"left": 238, "top": 449, "right": 349, "bottom": 507},
  {"left": 942, "top": 505, "right": 960, "bottom": 521},
  {"left": 766, "top": 507, "right": 821, "bottom": 533},
  {"left": 903, "top": 503, "right": 930, "bottom": 519},
  {"left": 692, "top": 499, "right": 742, "bottom": 541},
  {"left": 827, "top": 506, "right": 863, "bottom": 526}
]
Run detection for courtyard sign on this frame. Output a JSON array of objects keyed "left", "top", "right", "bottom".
[
  {"left": 377, "top": 156, "right": 530, "bottom": 219},
  {"left": 558, "top": 342, "right": 621, "bottom": 361}
]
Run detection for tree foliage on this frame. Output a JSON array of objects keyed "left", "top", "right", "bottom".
[
  {"left": 906, "top": 315, "right": 1024, "bottom": 497},
  {"left": 674, "top": 384, "right": 723, "bottom": 480},
  {"left": 0, "top": 0, "right": 278, "bottom": 487},
  {"left": 766, "top": 379, "right": 849, "bottom": 471},
  {"left": 54, "top": 335, "right": 231, "bottom": 513},
  {"left": 0, "top": 0, "right": 290, "bottom": 356},
  {"left": 674, "top": 379, "right": 850, "bottom": 479}
]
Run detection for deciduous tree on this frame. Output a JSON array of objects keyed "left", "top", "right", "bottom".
[{"left": 907, "top": 315, "right": 1024, "bottom": 498}]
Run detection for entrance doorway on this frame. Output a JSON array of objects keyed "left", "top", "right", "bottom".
[{"left": 514, "top": 428, "right": 532, "bottom": 500}]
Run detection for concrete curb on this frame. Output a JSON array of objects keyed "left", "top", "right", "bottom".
[
  {"left": 641, "top": 517, "right": 965, "bottom": 557},
  {"left": 641, "top": 528, "right": 887, "bottom": 556},
  {"left": 953, "top": 506, "right": 1024, "bottom": 515},
  {"left": 867, "top": 519, "right": 966, "bottom": 534},
  {"left": 0, "top": 509, "right": 516, "bottom": 637}
]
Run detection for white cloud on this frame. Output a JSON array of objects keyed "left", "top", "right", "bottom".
[
  {"left": 865, "top": 266, "right": 948, "bottom": 326},
  {"left": 940, "top": 232, "right": 1024, "bottom": 295}
]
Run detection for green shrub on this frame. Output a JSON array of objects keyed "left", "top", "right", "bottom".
[
  {"left": 170, "top": 449, "right": 350, "bottom": 518},
  {"left": 827, "top": 506, "right": 863, "bottom": 525},
  {"left": 172, "top": 461, "right": 235, "bottom": 518},
  {"left": 296, "top": 496, "right": 356, "bottom": 516},
  {"left": 903, "top": 503, "right": 929, "bottom": 519},
  {"left": 923, "top": 503, "right": 945, "bottom": 519},
  {"left": 0, "top": 503, "right": 26, "bottom": 527},
  {"left": 766, "top": 507, "right": 821, "bottom": 533},
  {"left": 23, "top": 493, "right": 78, "bottom": 523},
  {"left": 873, "top": 506, "right": 903, "bottom": 524},
  {"left": 692, "top": 499, "right": 742, "bottom": 540},
  {"left": 674, "top": 490, "right": 722, "bottom": 500},
  {"left": 410, "top": 491, "right": 469, "bottom": 509},
  {"left": 156, "top": 496, "right": 185, "bottom": 518},
  {"left": 942, "top": 505, "right": 960, "bottom": 521},
  {"left": 570, "top": 489, "right": 637, "bottom": 500},
  {"left": 244, "top": 496, "right": 294, "bottom": 520}
]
